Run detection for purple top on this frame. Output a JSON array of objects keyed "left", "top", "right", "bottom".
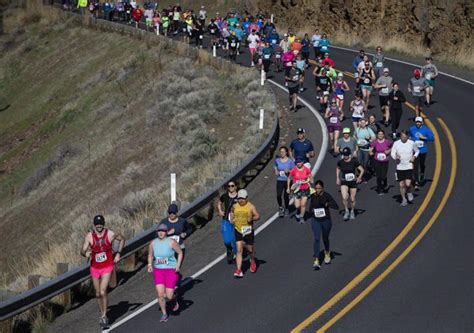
[
  {"left": 327, "top": 106, "right": 341, "bottom": 126},
  {"left": 371, "top": 139, "right": 392, "bottom": 162}
]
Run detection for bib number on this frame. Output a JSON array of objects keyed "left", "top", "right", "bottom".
[
  {"left": 169, "top": 235, "right": 180, "bottom": 243},
  {"left": 293, "top": 75, "right": 300, "bottom": 81},
  {"left": 344, "top": 173, "right": 355, "bottom": 181},
  {"left": 415, "top": 140, "right": 424, "bottom": 148},
  {"left": 321, "top": 46, "right": 328, "bottom": 52},
  {"left": 241, "top": 226, "right": 252, "bottom": 236},
  {"left": 155, "top": 257, "right": 169, "bottom": 265},
  {"left": 357, "top": 139, "right": 368, "bottom": 146},
  {"left": 276, "top": 54, "right": 281, "bottom": 59},
  {"left": 210, "top": 29, "right": 215, "bottom": 34},
  {"left": 323, "top": 91, "right": 329, "bottom": 96},
  {"left": 95, "top": 252, "right": 107, "bottom": 263},
  {"left": 376, "top": 62, "right": 383, "bottom": 67},
  {"left": 364, "top": 78, "right": 370, "bottom": 84},
  {"left": 199, "top": 35, "right": 203, "bottom": 39},
  {"left": 414, "top": 86, "right": 421, "bottom": 93},
  {"left": 272, "top": 39, "right": 277, "bottom": 44},
  {"left": 330, "top": 116, "right": 338, "bottom": 124},
  {"left": 425, "top": 74, "right": 431, "bottom": 80},
  {"left": 381, "top": 87, "right": 389, "bottom": 94},
  {"left": 230, "top": 42, "right": 236, "bottom": 47},
  {"left": 279, "top": 171, "right": 287, "bottom": 177},
  {"left": 264, "top": 54, "right": 270, "bottom": 59},
  {"left": 377, "top": 153, "right": 387, "bottom": 160},
  {"left": 354, "top": 72, "right": 359, "bottom": 79},
  {"left": 313, "top": 208, "right": 326, "bottom": 218}
]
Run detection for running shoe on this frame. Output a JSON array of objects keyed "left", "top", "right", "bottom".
[
  {"left": 278, "top": 206, "right": 285, "bottom": 218},
  {"left": 160, "top": 314, "right": 169, "bottom": 323},
  {"left": 100, "top": 316, "right": 109, "bottom": 329},
  {"left": 250, "top": 260, "right": 257, "bottom": 273},
  {"left": 407, "top": 192, "right": 414, "bottom": 203},
  {"left": 233, "top": 269, "right": 243, "bottom": 278},
  {"left": 313, "top": 258, "right": 321, "bottom": 270},
  {"left": 324, "top": 251, "right": 331, "bottom": 264},
  {"left": 400, "top": 199, "right": 408, "bottom": 207},
  {"left": 172, "top": 300, "right": 180, "bottom": 312},
  {"left": 343, "top": 210, "right": 350, "bottom": 221},
  {"left": 349, "top": 210, "right": 355, "bottom": 220},
  {"left": 284, "top": 208, "right": 290, "bottom": 216}
]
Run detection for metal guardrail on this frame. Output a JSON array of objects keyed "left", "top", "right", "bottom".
[{"left": 0, "top": 9, "right": 280, "bottom": 322}]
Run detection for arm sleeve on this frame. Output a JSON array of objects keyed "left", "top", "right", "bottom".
[
  {"left": 391, "top": 143, "right": 397, "bottom": 159},
  {"left": 399, "top": 91, "right": 406, "bottom": 103},
  {"left": 308, "top": 141, "right": 314, "bottom": 151},
  {"left": 425, "top": 127, "right": 435, "bottom": 142},
  {"left": 326, "top": 193, "right": 339, "bottom": 210}
]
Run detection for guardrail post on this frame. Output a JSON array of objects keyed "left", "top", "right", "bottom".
[
  {"left": 28, "top": 275, "right": 41, "bottom": 289},
  {"left": 56, "top": 263, "right": 72, "bottom": 310}
]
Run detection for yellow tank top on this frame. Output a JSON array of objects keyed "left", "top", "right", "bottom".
[
  {"left": 233, "top": 202, "right": 253, "bottom": 234},
  {"left": 289, "top": 35, "right": 296, "bottom": 44}
]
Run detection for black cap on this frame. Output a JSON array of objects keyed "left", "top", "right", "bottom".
[
  {"left": 93, "top": 215, "right": 105, "bottom": 225},
  {"left": 296, "top": 128, "right": 305, "bottom": 134},
  {"left": 342, "top": 147, "right": 351, "bottom": 156}
]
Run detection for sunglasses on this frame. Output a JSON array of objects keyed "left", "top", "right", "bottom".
[
  {"left": 157, "top": 230, "right": 167, "bottom": 232},
  {"left": 228, "top": 184, "right": 235, "bottom": 188}
]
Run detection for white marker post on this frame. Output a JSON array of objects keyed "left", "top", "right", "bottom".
[
  {"left": 259, "top": 109, "right": 264, "bottom": 130},
  {"left": 261, "top": 68, "right": 265, "bottom": 85},
  {"left": 213, "top": 44, "right": 217, "bottom": 57},
  {"left": 170, "top": 173, "right": 176, "bottom": 203},
  {"left": 156, "top": 24, "right": 160, "bottom": 36},
  {"left": 270, "top": 14, "right": 274, "bottom": 24}
]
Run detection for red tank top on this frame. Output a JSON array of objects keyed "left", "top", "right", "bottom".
[{"left": 91, "top": 229, "right": 114, "bottom": 269}]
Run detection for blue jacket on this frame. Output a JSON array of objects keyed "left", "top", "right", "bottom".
[
  {"left": 352, "top": 55, "right": 363, "bottom": 71},
  {"left": 266, "top": 31, "right": 280, "bottom": 46},
  {"left": 409, "top": 124, "right": 434, "bottom": 154}
]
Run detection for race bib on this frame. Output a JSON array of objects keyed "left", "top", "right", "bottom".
[
  {"left": 313, "top": 208, "right": 326, "bottom": 218},
  {"left": 293, "top": 75, "right": 299, "bottom": 81},
  {"left": 344, "top": 173, "right": 356, "bottom": 181},
  {"left": 323, "top": 91, "right": 330, "bottom": 96},
  {"left": 241, "top": 226, "right": 252, "bottom": 236},
  {"left": 354, "top": 72, "right": 359, "bottom": 78},
  {"left": 425, "top": 74, "right": 431, "bottom": 80},
  {"left": 276, "top": 54, "right": 281, "bottom": 59},
  {"left": 381, "top": 87, "right": 389, "bottom": 94},
  {"left": 279, "top": 171, "right": 287, "bottom": 177},
  {"left": 377, "top": 153, "right": 387, "bottom": 160},
  {"left": 95, "top": 252, "right": 107, "bottom": 263},
  {"left": 210, "top": 29, "right": 215, "bottom": 34},
  {"left": 230, "top": 42, "right": 236, "bottom": 47},
  {"left": 169, "top": 235, "right": 180, "bottom": 243},
  {"left": 357, "top": 139, "right": 368, "bottom": 146},
  {"left": 321, "top": 46, "right": 328, "bottom": 52},
  {"left": 415, "top": 140, "right": 424, "bottom": 148},
  {"left": 364, "top": 78, "right": 370, "bottom": 84},
  {"left": 376, "top": 62, "right": 383, "bottom": 67},
  {"left": 330, "top": 116, "right": 338, "bottom": 124},
  {"left": 264, "top": 54, "right": 270, "bottom": 59},
  {"left": 272, "top": 39, "right": 277, "bottom": 44},
  {"left": 155, "top": 257, "right": 169, "bottom": 265},
  {"left": 413, "top": 86, "right": 421, "bottom": 93},
  {"left": 199, "top": 35, "right": 203, "bottom": 39}
]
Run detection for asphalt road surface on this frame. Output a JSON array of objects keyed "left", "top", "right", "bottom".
[{"left": 50, "top": 18, "right": 473, "bottom": 333}]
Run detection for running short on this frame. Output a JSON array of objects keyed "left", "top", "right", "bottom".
[
  {"left": 288, "top": 86, "right": 299, "bottom": 95},
  {"left": 379, "top": 95, "right": 389, "bottom": 107},
  {"left": 396, "top": 169, "right": 413, "bottom": 182},
  {"left": 427, "top": 79, "right": 435, "bottom": 87},
  {"left": 234, "top": 229, "right": 255, "bottom": 245},
  {"left": 294, "top": 188, "right": 310, "bottom": 199},
  {"left": 360, "top": 85, "right": 372, "bottom": 92},
  {"left": 153, "top": 268, "right": 179, "bottom": 289},
  {"left": 412, "top": 96, "right": 424, "bottom": 107},
  {"left": 352, "top": 116, "right": 362, "bottom": 123},
  {"left": 327, "top": 125, "right": 342, "bottom": 133},
  {"left": 341, "top": 181, "right": 357, "bottom": 189},
  {"left": 336, "top": 94, "right": 344, "bottom": 101},
  {"left": 249, "top": 47, "right": 256, "bottom": 54},
  {"left": 90, "top": 265, "right": 114, "bottom": 279}
]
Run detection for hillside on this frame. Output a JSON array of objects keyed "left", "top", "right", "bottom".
[{"left": 0, "top": 3, "right": 275, "bottom": 286}]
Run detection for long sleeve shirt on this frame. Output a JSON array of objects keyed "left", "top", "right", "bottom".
[
  {"left": 308, "top": 192, "right": 339, "bottom": 221},
  {"left": 391, "top": 139, "right": 419, "bottom": 170},
  {"left": 409, "top": 125, "right": 435, "bottom": 154}
]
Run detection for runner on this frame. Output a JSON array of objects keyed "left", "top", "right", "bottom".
[
  {"left": 359, "top": 61, "right": 376, "bottom": 111},
  {"left": 301, "top": 33, "right": 311, "bottom": 65},
  {"left": 208, "top": 18, "right": 219, "bottom": 47},
  {"left": 198, "top": 5, "right": 206, "bottom": 25},
  {"left": 295, "top": 54, "right": 306, "bottom": 92},
  {"left": 80, "top": 215, "right": 125, "bottom": 329},
  {"left": 132, "top": 5, "right": 143, "bottom": 29},
  {"left": 247, "top": 29, "right": 260, "bottom": 67},
  {"left": 352, "top": 49, "right": 365, "bottom": 80},
  {"left": 159, "top": 203, "right": 192, "bottom": 261},
  {"left": 274, "top": 146, "right": 296, "bottom": 217},
  {"left": 325, "top": 98, "right": 344, "bottom": 155},
  {"left": 367, "top": 113, "right": 380, "bottom": 134},
  {"left": 285, "top": 61, "right": 303, "bottom": 111},
  {"left": 372, "top": 46, "right": 385, "bottom": 77},
  {"left": 336, "top": 148, "right": 364, "bottom": 221},
  {"left": 335, "top": 127, "right": 358, "bottom": 157},
  {"left": 370, "top": 129, "right": 392, "bottom": 194},
  {"left": 311, "top": 29, "right": 321, "bottom": 60},
  {"left": 147, "top": 223, "right": 183, "bottom": 323},
  {"left": 313, "top": 68, "right": 332, "bottom": 112},
  {"left": 409, "top": 117, "right": 435, "bottom": 189},
  {"left": 321, "top": 52, "right": 334, "bottom": 68},
  {"left": 308, "top": 180, "right": 339, "bottom": 270},
  {"left": 373, "top": 67, "right": 393, "bottom": 127},
  {"left": 319, "top": 33, "right": 330, "bottom": 54},
  {"left": 354, "top": 118, "right": 375, "bottom": 180},
  {"left": 230, "top": 189, "right": 260, "bottom": 278},
  {"left": 388, "top": 82, "right": 406, "bottom": 139},
  {"left": 421, "top": 56, "right": 439, "bottom": 107},
  {"left": 333, "top": 72, "right": 350, "bottom": 110},
  {"left": 227, "top": 31, "right": 240, "bottom": 61},
  {"left": 279, "top": 33, "right": 291, "bottom": 53},
  {"left": 217, "top": 181, "right": 239, "bottom": 263},
  {"left": 408, "top": 69, "right": 429, "bottom": 117},
  {"left": 391, "top": 130, "right": 419, "bottom": 206},
  {"left": 260, "top": 41, "right": 274, "bottom": 79},
  {"left": 289, "top": 128, "right": 315, "bottom": 164},
  {"left": 349, "top": 93, "right": 366, "bottom": 129},
  {"left": 287, "top": 157, "right": 313, "bottom": 224}
]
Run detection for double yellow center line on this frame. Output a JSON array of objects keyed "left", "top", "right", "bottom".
[{"left": 292, "top": 65, "right": 457, "bottom": 332}]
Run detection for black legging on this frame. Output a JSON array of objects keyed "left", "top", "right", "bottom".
[
  {"left": 276, "top": 180, "right": 289, "bottom": 208},
  {"left": 373, "top": 160, "right": 389, "bottom": 191},
  {"left": 390, "top": 107, "right": 403, "bottom": 133},
  {"left": 302, "top": 51, "right": 310, "bottom": 63},
  {"left": 413, "top": 153, "right": 427, "bottom": 182}
]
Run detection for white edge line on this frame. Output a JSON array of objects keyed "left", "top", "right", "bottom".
[
  {"left": 330, "top": 45, "right": 474, "bottom": 86},
  {"left": 107, "top": 80, "right": 328, "bottom": 331}
]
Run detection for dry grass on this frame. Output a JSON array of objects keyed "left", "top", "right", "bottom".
[{"left": 0, "top": 2, "right": 276, "bottom": 290}]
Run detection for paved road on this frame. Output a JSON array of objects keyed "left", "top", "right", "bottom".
[{"left": 50, "top": 19, "right": 472, "bottom": 333}]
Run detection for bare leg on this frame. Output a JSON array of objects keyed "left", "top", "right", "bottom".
[
  {"left": 156, "top": 284, "right": 167, "bottom": 315},
  {"left": 236, "top": 241, "right": 244, "bottom": 270}
]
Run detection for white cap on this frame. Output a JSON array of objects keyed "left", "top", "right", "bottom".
[
  {"left": 237, "top": 189, "right": 248, "bottom": 199},
  {"left": 383, "top": 67, "right": 389, "bottom": 72},
  {"left": 415, "top": 116, "right": 423, "bottom": 123},
  {"left": 337, "top": 72, "right": 343, "bottom": 77}
]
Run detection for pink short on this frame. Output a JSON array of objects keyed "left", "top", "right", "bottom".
[
  {"left": 249, "top": 47, "right": 256, "bottom": 54},
  {"left": 153, "top": 268, "right": 178, "bottom": 289},
  {"left": 90, "top": 265, "right": 114, "bottom": 279}
]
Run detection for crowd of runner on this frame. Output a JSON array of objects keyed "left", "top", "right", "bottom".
[{"left": 71, "top": 3, "right": 439, "bottom": 329}]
